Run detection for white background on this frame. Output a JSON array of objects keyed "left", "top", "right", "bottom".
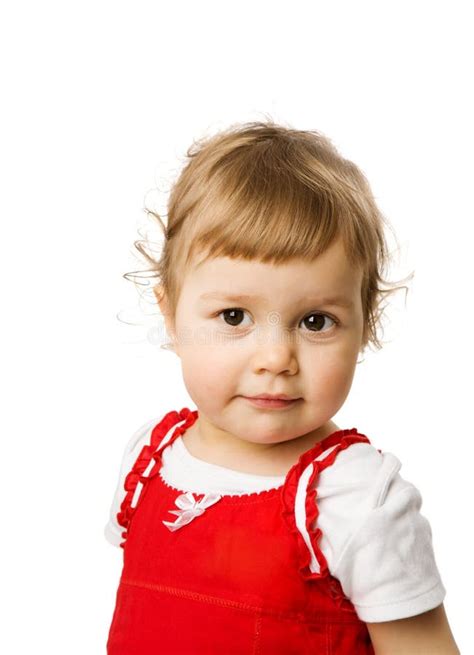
[{"left": 1, "top": 1, "right": 471, "bottom": 652}]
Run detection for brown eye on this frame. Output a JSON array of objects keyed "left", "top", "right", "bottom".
[
  {"left": 301, "top": 313, "right": 336, "bottom": 333},
  {"left": 219, "top": 308, "right": 249, "bottom": 327}
]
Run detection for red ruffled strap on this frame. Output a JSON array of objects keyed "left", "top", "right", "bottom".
[
  {"left": 281, "top": 429, "right": 372, "bottom": 611},
  {"left": 116, "top": 407, "right": 196, "bottom": 548}
]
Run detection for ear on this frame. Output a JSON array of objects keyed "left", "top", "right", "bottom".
[
  {"left": 357, "top": 323, "right": 368, "bottom": 362},
  {"left": 153, "top": 284, "right": 178, "bottom": 354},
  {"left": 153, "top": 283, "right": 165, "bottom": 308}
]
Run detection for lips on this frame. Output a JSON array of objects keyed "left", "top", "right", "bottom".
[
  {"left": 242, "top": 395, "right": 300, "bottom": 409},
  {"left": 246, "top": 393, "right": 299, "bottom": 401}
]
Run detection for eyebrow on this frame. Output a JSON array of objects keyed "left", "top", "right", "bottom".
[{"left": 199, "top": 291, "right": 354, "bottom": 309}]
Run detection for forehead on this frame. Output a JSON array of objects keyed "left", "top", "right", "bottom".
[{"left": 185, "top": 238, "right": 362, "bottom": 302}]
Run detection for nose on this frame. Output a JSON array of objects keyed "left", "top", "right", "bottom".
[{"left": 251, "top": 326, "right": 298, "bottom": 375}]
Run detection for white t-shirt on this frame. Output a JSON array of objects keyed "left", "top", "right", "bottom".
[{"left": 105, "top": 415, "right": 446, "bottom": 623}]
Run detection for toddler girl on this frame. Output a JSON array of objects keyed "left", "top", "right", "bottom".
[{"left": 105, "top": 121, "right": 459, "bottom": 653}]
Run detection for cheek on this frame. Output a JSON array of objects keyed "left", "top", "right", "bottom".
[
  {"left": 303, "top": 343, "right": 358, "bottom": 396},
  {"left": 179, "top": 343, "right": 240, "bottom": 404}
]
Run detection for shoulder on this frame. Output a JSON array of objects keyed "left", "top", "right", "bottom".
[
  {"left": 103, "top": 413, "right": 173, "bottom": 547},
  {"left": 318, "top": 439, "right": 405, "bottom": 510},
  {"left": 314, "top": 441, "right": 407, "bottom": 567},
  {"left": 316, "top": 437, "right": 446, "bottom": 622}
]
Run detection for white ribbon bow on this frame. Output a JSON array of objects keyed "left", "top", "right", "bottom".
[{"left": 162, "top": 491, "right": 223, "bottom": 531}]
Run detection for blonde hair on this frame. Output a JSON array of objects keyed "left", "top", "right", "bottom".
[{"left": 128, "top": 119, "right": 412, "bottom": 352}]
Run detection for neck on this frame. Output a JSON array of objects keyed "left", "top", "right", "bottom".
[{"left": 181, "top": 413, "right": 340, "bottom": 476}]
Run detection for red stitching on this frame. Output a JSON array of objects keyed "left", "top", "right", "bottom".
[{"left": 120, "top": 578, "right": 362, "bottom": 625}]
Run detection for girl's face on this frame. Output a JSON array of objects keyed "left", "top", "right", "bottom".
[{"left": 159, "top": 237, "right": 365, "bottom": 455}]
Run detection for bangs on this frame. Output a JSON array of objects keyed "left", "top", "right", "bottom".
[{"left": 180, "top": 133, "right": 371, "bottom": 272}]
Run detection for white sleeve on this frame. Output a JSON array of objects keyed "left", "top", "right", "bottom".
[
  {"left": 328, "top": 449, "right": 446, "bottom": 622},
  {"left": 104, "top": 416, "right": 163, "bottom": 547}
]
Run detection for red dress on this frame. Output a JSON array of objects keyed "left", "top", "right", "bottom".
[{"left": 107, "top": 407, "right": 375, "bottom": 654}]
